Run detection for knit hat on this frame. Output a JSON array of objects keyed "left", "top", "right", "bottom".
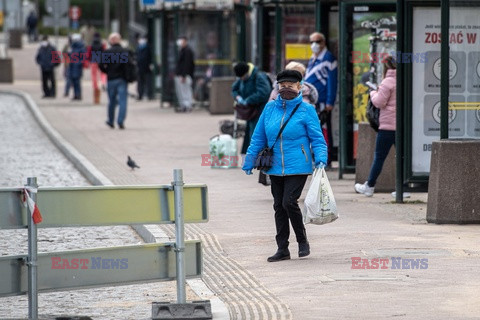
[{"left": 234, "top": 62, "right": 249, "bottom": 77}]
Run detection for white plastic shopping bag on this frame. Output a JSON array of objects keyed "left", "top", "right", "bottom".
[{"left": 303, "top": 168, "right": 338, "bottom": 225}]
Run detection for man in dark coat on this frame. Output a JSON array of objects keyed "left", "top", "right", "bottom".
[
  {"left": 174, "top": 36, "right": 195, "bottom": 112},
  {"left": 136, "top": 36, "right": 153, "bottom": 100},
  {"left": 35, "top": 35, "right": 59, "bottom": 98},
  {"left": 99, "top": 33, "right": 129, "bottom": 129},
  {"left": 26, "top": 11, "right": 38, "bottom": 42}
]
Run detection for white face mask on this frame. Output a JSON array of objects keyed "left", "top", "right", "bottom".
[
  {"left": 41, "top": 41, "right": 48, "bottom": 47},
  {"left": 138, "top": 38, "right": 147, "bottom": 46},
  {"left": 311, "top": 42, "right": 321, "bottom": 54},
  {"left": 176, "top": 39, "right": 183, "bottom": 47}
]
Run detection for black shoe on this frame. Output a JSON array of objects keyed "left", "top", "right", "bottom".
[
  {"left": 118, "top": 123, "right": 125, "bottom": 130},
  {"left": 105, "top": 121, "right": 114, "bottom": 129},
  {"left": 267, "top": 249, "right": 291, "bottom": 262},
  {"left": 298, "top": 242, "right": 310, "bottom": 258}
]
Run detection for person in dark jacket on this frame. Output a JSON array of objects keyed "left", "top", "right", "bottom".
[
  {"left": 136, "top": 36, "right": 153, "bottom": 100},
  {"left": 69, "top": 33, "right": 86, "bottom": 100},
  {"left": 231, "top": 62, "right": 272, "bottom": 154},
  {"left": 26, "top": 11, "right": 38, "bottom": 42},
  {"left": 242, "top": 70, "right": 328, "bottom": 262},
  {"left": 35, "top": 35, "right": 59, "bottom": 98},
  {"left": 99, "top": 33, "right": 129, "bottom": 129},
  {"left": 174, "top": 36, "right": 195, "bottom": 112}
]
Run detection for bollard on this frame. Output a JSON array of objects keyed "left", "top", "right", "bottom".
[
  {"left": 173, "top": 169, "right": 186, "bottom": 304},
  {"left": 26, "top": 177, "right": 38, "bottom": 320}
]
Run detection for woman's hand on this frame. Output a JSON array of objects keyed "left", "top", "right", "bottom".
[{"left": 315, "top": 162, "right": 326, "bottom": 169}]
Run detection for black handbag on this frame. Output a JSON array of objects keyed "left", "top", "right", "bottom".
[
  {"left": 366, "top": 96, "right": 380, "bottom": 132},
  {"left": 254, "top": 103, "right": 301, "bottom": 171}
]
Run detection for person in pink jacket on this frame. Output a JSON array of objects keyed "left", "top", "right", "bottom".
[{"left": 355, "top": 56, "right": 396, "bottom": 196}]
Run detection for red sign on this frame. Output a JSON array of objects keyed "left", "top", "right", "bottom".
[{"left": 69, "top": 6, "right": 81, "bottom": 20}]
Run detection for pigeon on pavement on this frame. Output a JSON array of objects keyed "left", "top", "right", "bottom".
[{"left": 127, "top": 156, "right": 140, "bottom": 170}]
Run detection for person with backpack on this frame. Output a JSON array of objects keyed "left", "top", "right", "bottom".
[
  {"left": 355, "top": 56, "right": 397, "bottom": 197},
  {"left": 231, "top": 61, "right": 272, "bottom": 155},
  {"left": 35, "top": 35, "right": 59, "bottom": 98},
  {"left": 99, "top": 33, "right": 130, "bottom": 130},
  {"left": 87, "top": 32, "right": 107, "bottom": 103}
]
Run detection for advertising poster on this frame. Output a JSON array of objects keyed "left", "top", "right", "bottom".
[
  {"left": 411, "top": 7, "right": 480, "bottom": 175},
  {"left": 351, "top": 12, "right": 396, "bottom": 158}
]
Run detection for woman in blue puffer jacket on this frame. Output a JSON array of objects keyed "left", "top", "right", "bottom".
[{"left": 242, "top": 70, "right": 328, "bottom": 262}]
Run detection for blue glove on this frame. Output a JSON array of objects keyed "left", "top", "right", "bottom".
[
  {"left": 315, "top": 162, "right": 326, "bottom": 169},
  {"left": 244, "top": 169, "right": 253, "bottom": 175},
  {"left": 236, "top": 97, "right": 247, "bottom": 105}
]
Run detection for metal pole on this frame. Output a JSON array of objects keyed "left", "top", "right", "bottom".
[
  {"left": 53, "top": 0, "right": 59, "bottom": 50},
  {"left": 274, "top": 3, "right": 282, "bottom": 73},
  {"left": 440, "top": 0, "right": 450, "bottom": 140},
  {"left": 315, "top": 0, "right": 322, "bottom": 33},
  {"left": 27, "top": 177, "right": 39, "bottom": 320},
  {"left": 173, "top": 169, "right": 186, "bottom": 304},
  {"left": 104, "top": 0, "right": 110, "bottom": 35},
  {"left": 395, "top": 0, "right": 404, "bottom": 203},
  {"left": 338, "top": 1, "right": 347, "bottom": 179}
]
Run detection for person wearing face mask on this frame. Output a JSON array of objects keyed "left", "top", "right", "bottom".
[
  {"left": 174, "top": 36, "right": 195, "bottom": 113},
  {"left": 136, "top": 36, "right": 153, "bottom": 101},
  {"left": 305, "top": 32, "right": 338, "bottom": 169},
  {"left": 35, "top": 35, "right": 60, "bottom": 98},
  {"left": 269, "top": 61, "right": 318, "bottom": 105},
  {"left": 242, "top": 70, "right": 328, "bottom": 262}
]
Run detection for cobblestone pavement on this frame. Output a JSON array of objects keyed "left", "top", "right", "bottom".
[{"left": 0, "top": 94, "right": 189, "bottom": 319}]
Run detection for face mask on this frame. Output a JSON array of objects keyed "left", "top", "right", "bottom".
[
  {"left": 138, "top": 39, "right": 147, "bottom": 46},
  {"left": 278, "top": 87, "right": 298, "bottom": 100},
  {"left": 311, "top": 42, "right": 320, "bottom": 54},
  {"left": 41, "top": 41, "right": 48, "bottom": 47},
  {"left": 300, "top": 80, "right": 304, "bottom": 85},
  {"left": 176, "top": 39, "right": 183, "bottom": 47}
]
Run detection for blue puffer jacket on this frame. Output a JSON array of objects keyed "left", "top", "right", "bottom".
[{"left": 242, "top": 93, "right": 327, "bottom": 176}]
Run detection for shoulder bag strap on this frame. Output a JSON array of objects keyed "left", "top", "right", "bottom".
[{"left": 270, "top": 102, "right": 301, "bottom": 149}]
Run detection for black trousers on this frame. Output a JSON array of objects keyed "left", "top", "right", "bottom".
[
  {"left": 41, "top": 70, "right": 56, "bottom": 97},
  {"left": 137, "top": 72, "right": 153, "bottom": 99},
  {"left": 270, "top": 175, "right": 308, "bottom": 250}
]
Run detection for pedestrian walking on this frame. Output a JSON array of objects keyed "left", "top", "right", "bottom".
[
  {"left": 242, "top": 70, "right": 328, "bottom": 262},
  {"left": 174, "top": 36, "right": 195, "bottom": 112},
  {"left": 35, "top": 35, "right": 59, "bottom": 98},
  {"left": 269, "top": 61, "right": 318, "bottom": 105},
  {"left": 136, "top": 36, "right": 153, "bottom": 100},
  {"left": 305, "top": 32, "right": 338, "bottom": 168},
  {"left": 99, "top": 33, "right": 129, "bottom": 129},
  {"left": 69, "top": 33, "right": 86, "bottom": 101},
  {"left": 231, "top": 62, "right": 272, "bottom": 155},
  {"left": 355, "top": 56, "right": 397, "bottom": 197},
  {"left": 62, "top": 35, "right": 73, "bottom": 97},
  {"left": 87, "top": 32, "right": 107, "bottom": 103},
  {"left": 26, "top": 11, "right": 38, "bottom": 42}
]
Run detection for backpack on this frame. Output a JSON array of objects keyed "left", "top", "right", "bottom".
[
  {"left": 366, "top": 96, "right": 380, "bottom": 132},
  {"left": 124, "top": 50, "right": 138, "bottom": 83}
]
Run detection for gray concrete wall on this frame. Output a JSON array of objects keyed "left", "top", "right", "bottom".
[
  {"left": 355, "top": 122, "right": 396, "bottom": 192},
  {"left": 427, "top": 140, "right": 480, "bottom": 224}
]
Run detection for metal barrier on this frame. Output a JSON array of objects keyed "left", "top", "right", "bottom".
[{"left": 0, "top": 169, "right": 210, "bottom": 319}]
